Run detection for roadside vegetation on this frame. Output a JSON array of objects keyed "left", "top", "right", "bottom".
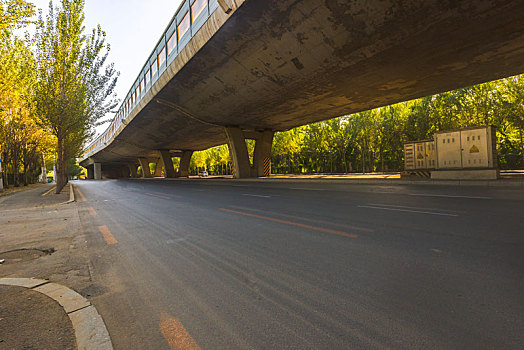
[
  {"left": 190, "top": 75, "right": 524, "bottom": 175},
  {"left": 0, "top": 0, "right": 117, "bottom": 192},
  {"left": 2, "top": 1, "right": 523, "bottom": 182}
]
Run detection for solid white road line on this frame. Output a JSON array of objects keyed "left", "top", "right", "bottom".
[
  {"left": 358, "top": 205, "right": 459, "bottom": 217},
  {"left": 408, "top": 193, "right": 492, "bottom": 200},
  {"left": 366, "top": 203, "right": 464, "bottom": 214}
]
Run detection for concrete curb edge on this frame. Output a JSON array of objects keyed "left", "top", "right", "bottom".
[
  {"left": 66, "top": 182, "right": 75, "bottom": 204},
  {"left": 0, "top": 277, "right": 113, "bottom": 350},
  {"left": 126, "top": 176, "right": 524, "bottom": 188},
  {"left": 41, "top": 186, "right": 57, "bottom": 197}
]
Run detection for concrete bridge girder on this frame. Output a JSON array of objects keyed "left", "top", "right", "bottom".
[{"left": 81, "top": 0, "right": 524, "bottom": 178}]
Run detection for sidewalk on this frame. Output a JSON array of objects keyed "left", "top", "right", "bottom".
[{"left": 0, "top": 183, "right": 112, "bottom": 349}]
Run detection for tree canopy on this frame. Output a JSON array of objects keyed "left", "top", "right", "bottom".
[{"left": 190, "top": 74, "right": 524, "bottom": 175}]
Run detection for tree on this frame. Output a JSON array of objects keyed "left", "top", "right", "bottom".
[
  {"left": 0, "top": 0, "right": 54, "bottom": 188},
  {"left": 33, "top": 0, "right": 118, "bottom": 193}
]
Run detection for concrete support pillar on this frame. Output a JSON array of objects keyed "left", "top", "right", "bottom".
[
  {"left": 138, "top": 158, "right": 152, "bottom": 178},
  {"left": 87, "top": 166, "right": 94, "bottom": 180},
  {"left": 158, "top": 151, "right": 177, "bottom": 178},
  {"left": 153, "top": 158, "right": 163, "bottom": 177},
  {"left": 225, "top": 127, "right": 252, "bottom": 179},
  {"left": 253, "top": 130, "right": 274, "bottom": 177},
  {"left": 94, "top": 163, "right": 102, "bottom": 180},
  {"left": 128, "top": 163, "right": 138, "bottom": 178},
  {"left": 120, "top": 166, "right": 130, "bottom": 178},
  {"left": 225, "top": 127, "right": 274, "bottom": 178},
  {"left": 177, "top": 151, "right": 193, "bottom": 178}
]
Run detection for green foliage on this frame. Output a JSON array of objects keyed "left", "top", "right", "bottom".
[
  {"left": 0, "top": 0, "right": 34, "bottom": 33},
  {"left": 1, "top": 0, "right": 54, "bottom": 188},
  {"left": 32, "top": 0, "right": 118, "bottom": 192},
  {"left": 67, "top": 157, "right": 82, "bottom": 177},
  {"left": 192, "top": 74, "right": 524, "bottom": 174}
]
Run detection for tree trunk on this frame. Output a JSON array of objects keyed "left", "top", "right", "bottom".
[
  {"left": 23, "top": 162, "right": 28, "bottom": 186},
  {"left": 380, "top": 148, "right": 384, "bottom": 173},
  {"left": 361, "top": 149, "right": 365, "bottom": 174},
  {"left": 55, "top": 137, "right": 66, "bottom": 194},
  {"left": 13, "top": 153, "right": 19, "bottom": 187},
  {"left": 368, "top": 149, "right": 373, "bottom": 173}
]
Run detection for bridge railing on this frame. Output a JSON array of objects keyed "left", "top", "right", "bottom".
[{"left": 81, "top": 0, "right": 222, "bottom": 160}]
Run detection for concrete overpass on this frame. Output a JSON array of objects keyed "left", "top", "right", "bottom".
[{"left": 80, "top": 0, "right": 524, "bottom": 179}]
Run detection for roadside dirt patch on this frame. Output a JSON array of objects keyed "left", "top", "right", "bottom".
[{"left": 0, "top": 285, "right": 76, "bottom": 349}]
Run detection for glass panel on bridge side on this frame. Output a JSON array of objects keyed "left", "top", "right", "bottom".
[
  {"left": 167, "top": 32, "right": 176, "bottom": 56},
  {"left": 158, "top": 47, "right": 167, "bottom": 66},
  {"left": 151, "top": 58, "right": 158, "bottom": 76},
  {"left": 191, "top": 0, "right": 206, "bottom": 22},
  {"left": 144, "top": 69, "right": 150, "bottom": 86},
  {"left": 178, "top": 12, "right": 190, "bottom": 39}
]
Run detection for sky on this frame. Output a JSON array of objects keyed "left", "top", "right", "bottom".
[{"left": 30, "top": 0, "right": 184, "bottom": 136}]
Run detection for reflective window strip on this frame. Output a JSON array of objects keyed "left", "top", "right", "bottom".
[
  {"left": 158, "top": 47, "right": 167, "bottom": 66},
  {"left": 85, "top": 2, "right": 219, "bottom": 155},
  {"left": 178, "top": 12, "right": 190, "bottom": 39},
  {"left": 167, "top": 32, "right": 176, "bottom": 55},
  {"left": 192, "top": 0, "right": 207, "bottom": 22},
  {"left": 151, "top": 59, "right": 158, "bottom": 76}
]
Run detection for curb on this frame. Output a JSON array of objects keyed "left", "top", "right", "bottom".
[
  {"left": 41, "top": 186, "right": 57, "bottom": 197},
  {"left": 66, "top": 182, "right": 75, "bottom": 204},
  {"left": 0, "top": 277, "right": 113, "bottom": 350},
  {"left": 128, "top": 176, "right": 524, "bottom": 188}
]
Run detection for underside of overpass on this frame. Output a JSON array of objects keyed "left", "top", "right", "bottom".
[{"left": 80, "top": 0, "right": 524, "bottom": 178}]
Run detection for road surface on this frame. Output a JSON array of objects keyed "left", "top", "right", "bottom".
[{"left": 73, "top": 179, "right": 524, "bottom": 349}]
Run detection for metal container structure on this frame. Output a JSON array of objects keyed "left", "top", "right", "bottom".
[
  {"left": 404, "top": 140, "right": 436, "bottom": 170},
  {"left": 434, "top": 130, "right": 462, "bottom": 168},
  {"left": 434, "top": 126, "right": 497, "bottom": 169}
]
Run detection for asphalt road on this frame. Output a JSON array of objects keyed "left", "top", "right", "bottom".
[{"left": 73, "top": 179, "right": 524, "bottom": 349}]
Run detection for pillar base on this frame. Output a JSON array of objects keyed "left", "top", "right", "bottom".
[
  {"left": 138, "top": 158, "right": 152, "bottom": 178},
  {"left": 226, "top": 127, "right": 273, "bottom": 179},
  {"left": 158, "top": 150, "right": 177, "bottom": 178},
  {"left": 94, "top": 163, "right": 102, "bottom": 180},
  {"left": 177, "top": 151, "right": 193, "bottom": 178}
]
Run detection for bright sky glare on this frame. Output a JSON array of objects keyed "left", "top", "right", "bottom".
[{"left": 30, "top": 0, "right": 184, "bottom": 137}]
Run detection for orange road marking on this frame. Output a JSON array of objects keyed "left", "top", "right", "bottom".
[
  {"left": 75, "top": 187, "right": 87, "bottom": 202},
  {"left": 98, "top": 225, "right": 117, "bottom": 245},
  {"left": 230, "top": 205, "right": 373, "bottom": 233},
  {"left": 159, "top": 312, "right": 201, "bottom": 350},
  {"left": 145, "top": 192, "right": 171, "bottom": 200},
  {"left": 88, "top": 207, "right": 96, "bottom": 216},
  {"left": 220, "top": 208, "right": 359, "bottom": 239}
]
